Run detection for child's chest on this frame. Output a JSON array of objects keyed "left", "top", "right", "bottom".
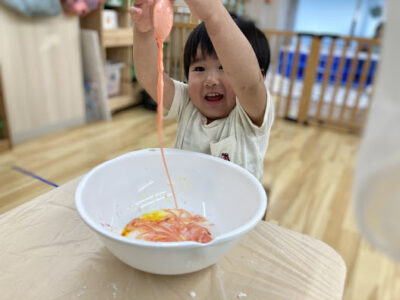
[{"left": 180, "top": 119, "right": 238, "bottom": 160}]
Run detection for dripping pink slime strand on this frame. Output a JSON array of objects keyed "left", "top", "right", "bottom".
[
  {"left": 121, "top": 1, "right": 214, "bottom": 244},
  {"left": 153, "top": 0, "right": 177, "bottom": 209}
]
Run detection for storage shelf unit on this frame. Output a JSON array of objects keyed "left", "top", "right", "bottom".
[
  {"left": 103, "top": 28, "right": 133, "bottom": 47},
  {"left": 80, "top": 0, "right": 141, "bottom": 113},
  {"left": 0, "top": 66, "right": 11, "bottom": 152}
]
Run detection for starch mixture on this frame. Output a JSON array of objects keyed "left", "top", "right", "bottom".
[{"left": 122, "top": 0, "right": 213, "bottom": 243}]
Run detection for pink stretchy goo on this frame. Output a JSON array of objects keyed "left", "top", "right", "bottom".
[
  {"left": 153, "top": 0, "right": 174, "bottom": 42},
  {"left": 153, "top": 0, "right": 178, "bottom": 207}
]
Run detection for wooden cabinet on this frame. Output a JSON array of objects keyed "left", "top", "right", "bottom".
[
  {"left": 80, "top": 0, "right": 142, "bottom": 113},
  {"left": 0, "top": 9, "right": 86, "bottom": 145},
  {"left": 0, "top": 67, "right": 10, "bottom": 152}
]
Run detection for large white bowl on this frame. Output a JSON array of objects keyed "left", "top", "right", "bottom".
[{"left": 75, "top": 148, "right": 267, "bottom": 275}]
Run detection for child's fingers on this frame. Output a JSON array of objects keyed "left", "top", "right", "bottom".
[
  {"left": 132, "top": 0, "right": 154, "bottom": 8},
  {"left": 132, "top": 0, "right": 146, "bottom": 5},
  {"left": 130, "top": 7, "right": 142, "bottom": 19},
  {"left": 130, "top": 6, "right": 142, "bottom": 14},
  {"left": 130, "top": 0, "right": 155, "bottom": 32}
]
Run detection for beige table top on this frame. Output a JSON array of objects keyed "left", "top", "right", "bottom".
[{"left": 0, "top": 177, "right": 346, "bottom": 299}]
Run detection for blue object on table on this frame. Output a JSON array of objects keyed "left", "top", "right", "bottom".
[{"left": 1, "top": 0, "right": 62, "bottom": 17}]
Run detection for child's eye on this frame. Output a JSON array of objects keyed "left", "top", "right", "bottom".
[{"left": 193, "top": 66, "right": 205, "bottom": 72}]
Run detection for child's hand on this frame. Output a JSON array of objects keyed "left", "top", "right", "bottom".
[
  {"left": 183, "top": 0, "right": 220, "bottom": 22},
  {"left": 130, "top": 0, "right": 155, "bottom": 33},
  {"left": 130, "top": 0, "right": 175, "bottom": 33}
]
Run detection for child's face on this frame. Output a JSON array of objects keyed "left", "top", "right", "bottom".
[{"left": 187, "top": 48, "right": 236, "bottom": 123}]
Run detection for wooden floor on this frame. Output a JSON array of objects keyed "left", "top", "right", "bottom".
[{"left": 1, "top": 106, "right": 399, "bottom": 299}]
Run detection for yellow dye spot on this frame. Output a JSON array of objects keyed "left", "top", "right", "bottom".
[{"left": 140, "top": 210, "right": 168, "bottom": 222}]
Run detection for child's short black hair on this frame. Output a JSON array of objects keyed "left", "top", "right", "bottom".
[{"left": 183, "top": 13, "right": 270, "bottom": 80}]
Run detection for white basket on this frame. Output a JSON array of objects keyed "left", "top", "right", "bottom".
[
  {"left": 105, "top": 62, "right": 125, "bottom": 96},
  {"left": 103, "top": 9, "right": 118, "bottom": 30}
]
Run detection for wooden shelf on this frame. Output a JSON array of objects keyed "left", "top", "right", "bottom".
[
  {"left": 108, "top": 82, "right": 142, "bottom": 112},
  {"left": 0, "top": 65, "right": 11, "bottom": 151},
  {"left": 80, "top": 0, "right": 144, "bottom": 117},
  {"left": 103, "top": 28, "right": 133, "bottom": 48},
  {"left": 0, "top": 139, "right": 10, "bottom": 152},
  {"left": 108, "top": 94, "right": 134, "bottom": 112}
]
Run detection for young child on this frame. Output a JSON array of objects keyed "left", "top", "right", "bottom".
[{"left": 131, "top": 0, "right": 274, "bottom": 181}]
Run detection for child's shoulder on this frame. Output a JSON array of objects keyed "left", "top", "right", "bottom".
[
  {"left": 167, "top": 80, "right": 192, "bottom": 120},
  {"left": 234, "top": 91, "right": 274, "bottom": 134}
]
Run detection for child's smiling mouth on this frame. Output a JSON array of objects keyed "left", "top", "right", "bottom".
[{"left": 205, "top": 92, "right": 224, "bottom": 102}]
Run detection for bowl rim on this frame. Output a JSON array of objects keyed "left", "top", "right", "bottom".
[{"left": 75, "top": 148, "right": 267, "bottom": 248}]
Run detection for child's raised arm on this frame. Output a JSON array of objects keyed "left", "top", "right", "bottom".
[
  {"left": 130, "top": 0, "right": 175, "bottom": 109},
  {"left": 184, "top": 0, "right": 267, "bottom": 126}
]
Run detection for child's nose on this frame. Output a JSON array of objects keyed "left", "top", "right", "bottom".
[{"left": 204, "top": 72, "right": 219, "bottom": 87}]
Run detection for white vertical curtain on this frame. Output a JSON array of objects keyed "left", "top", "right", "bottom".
[{"left": 354, "top": 0, "right": 400, "bottom": 261}]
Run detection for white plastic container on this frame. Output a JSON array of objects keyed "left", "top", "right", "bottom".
[
  {"left": 75, "top": 149, "right": 267, "bottom": 275},
  {"left": 103, "top": 9, "right": 118, "bottom": 30},
  {"left": 105, "top": 62, "right": 124, "bottom": 96}
]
